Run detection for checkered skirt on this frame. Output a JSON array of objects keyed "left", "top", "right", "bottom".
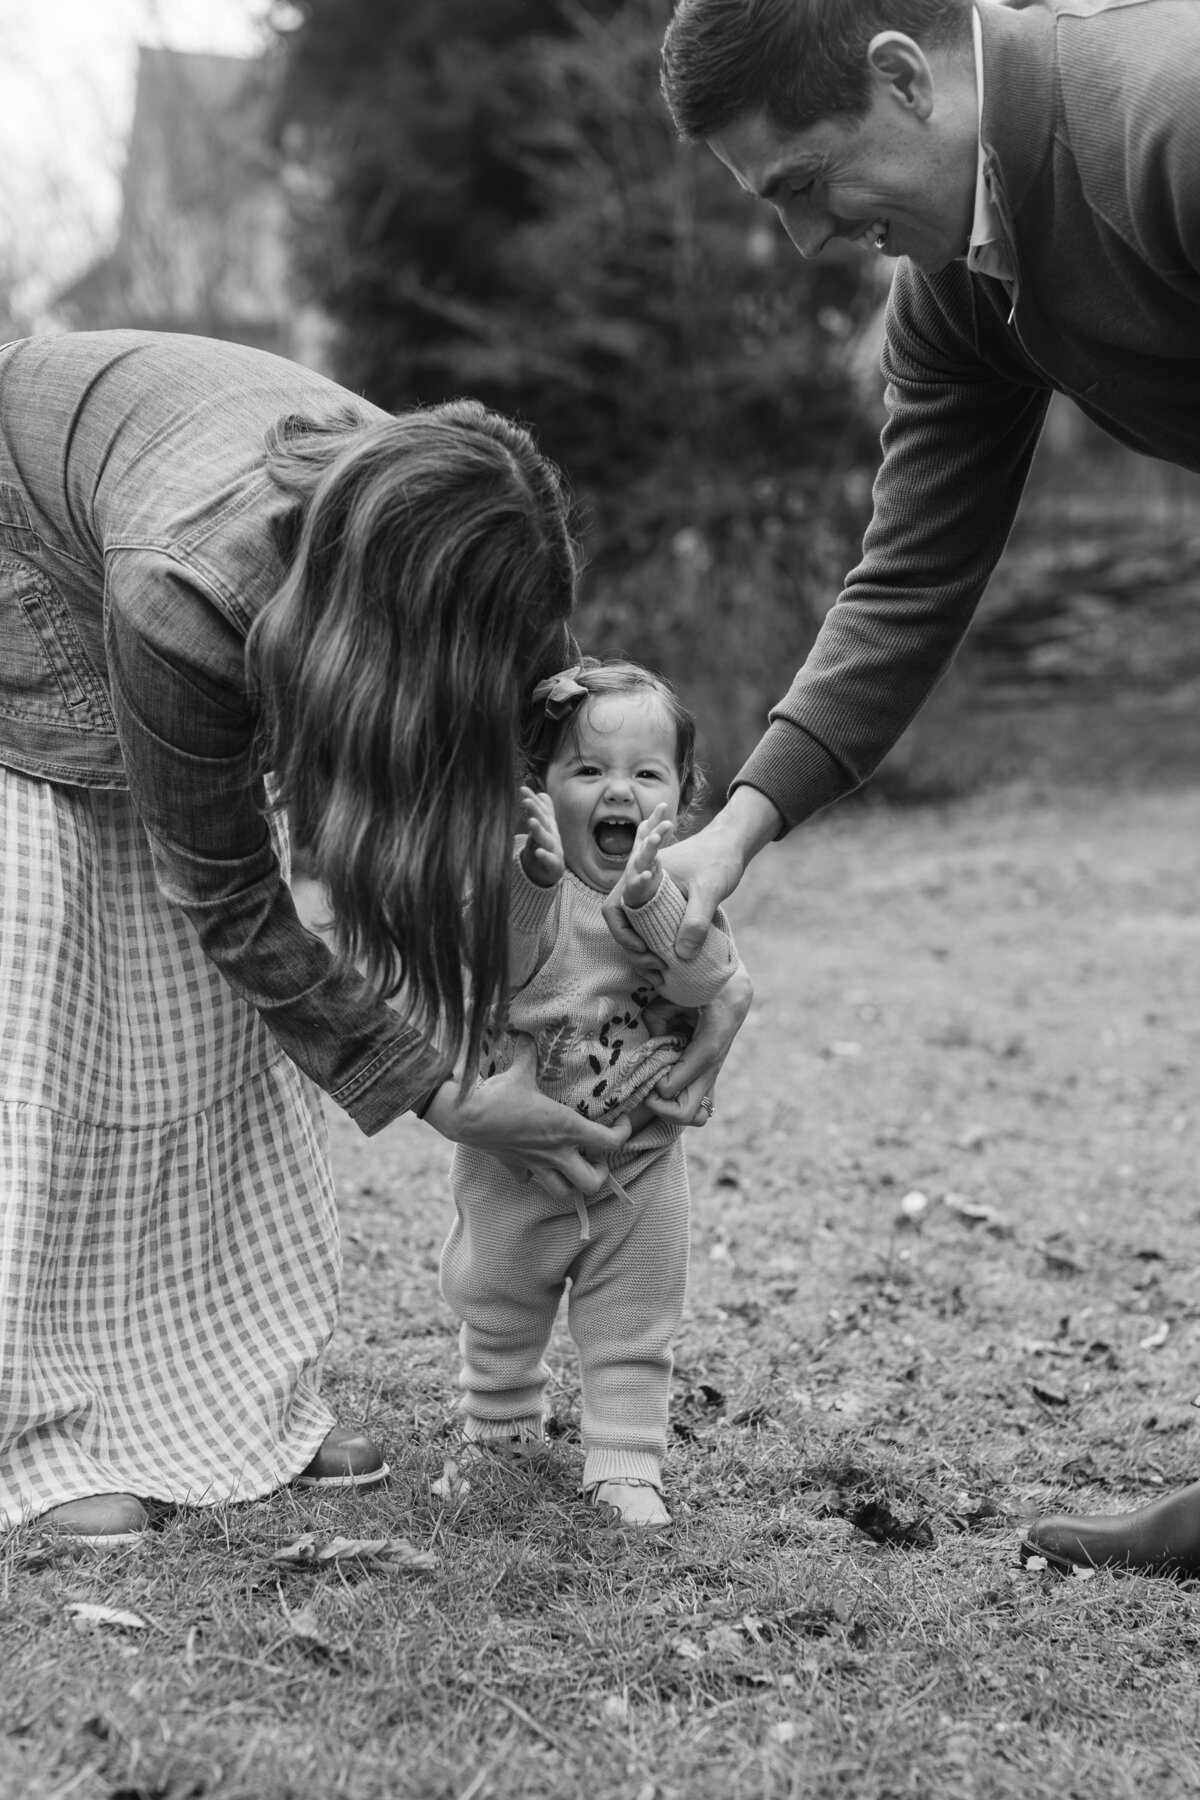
[{"left": 0, "top": 769, "right": 339, "bottom": 1529}]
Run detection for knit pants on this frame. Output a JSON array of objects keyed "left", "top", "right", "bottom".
[{"left": 441, "top": 1141, "right": 690, "bottom": 1493}]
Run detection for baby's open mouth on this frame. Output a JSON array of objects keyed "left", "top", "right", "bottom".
[{"left": 593, "top": 818, "right": 637, "bottom": 859}]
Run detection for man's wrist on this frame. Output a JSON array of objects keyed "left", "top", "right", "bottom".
[{"left": 711, "top": 786, "right": 784, "bottom": 866}]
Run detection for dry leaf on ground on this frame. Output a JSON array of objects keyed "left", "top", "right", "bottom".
[
  {"left": 848, "top": 1498, "right": 936, "bottom": 1551},
  {"left": 704, "top": 1623, "right": 746, "bottom": 1658},
  {"left": 66, "top": 1602, "right": 149, "bottom": 1632},
  {"left": 431, "top": 1457, "right": 471, "bottom": 1501},
  {"left": 282, "top": 1601, "right": 354, "bottom": 1660},
  {"left": 942, "top": 1192, "right": 1014, "bottom": 1235},
  {"left": 271, "top": 1533, "right": 439, "bottom": 1572}
]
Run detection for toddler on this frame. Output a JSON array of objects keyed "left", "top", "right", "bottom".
[{"left": 439, "top": 659, "right": 741, "bottom": 1526}]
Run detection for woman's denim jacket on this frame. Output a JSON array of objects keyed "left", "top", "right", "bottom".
[{"left": 0, "top": 329, "right": 436, "bottom": 1133}]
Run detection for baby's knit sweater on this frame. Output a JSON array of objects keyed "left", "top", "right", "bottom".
[{"left": 478, "top": 849, "right": 738, "bottom": 1146}]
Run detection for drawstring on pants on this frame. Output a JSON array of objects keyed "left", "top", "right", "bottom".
[{"left": 574, "top": 1171, "right": 636, "bottom": 1241}]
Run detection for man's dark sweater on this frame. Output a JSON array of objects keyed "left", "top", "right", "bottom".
[{"left": 737, "top": 0, "right": 1200, "bottom": 827}]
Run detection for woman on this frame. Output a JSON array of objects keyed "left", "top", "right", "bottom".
[{"left": 0, "top": 331, "right": 745, "bottom": 1545}]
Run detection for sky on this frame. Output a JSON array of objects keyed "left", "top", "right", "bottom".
[{"left": 0, "top": 0, "right": 282, "bottom": 313}]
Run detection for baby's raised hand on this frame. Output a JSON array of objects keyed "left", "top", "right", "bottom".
[
  {"left": 623, "top": 804, "right": 675, "bottom": 908},
  {"left": 519, "top": 785, "right": 566, "bottom": 887}
]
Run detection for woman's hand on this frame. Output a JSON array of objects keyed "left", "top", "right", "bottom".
[
  {"left": 639, "top": 958, "right": 753, "bottom": 1126},
  {"left": 422, "top": 1036, "right": 630, "bottom": 1202}
]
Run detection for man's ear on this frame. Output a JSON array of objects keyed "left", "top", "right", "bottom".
[{"left": 866, "top": 31, "right": 936, "bottom": 119}]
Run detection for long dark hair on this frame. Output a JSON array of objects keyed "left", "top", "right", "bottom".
[{"left": 249, "top": 398, "right": 578, "bottom": 1080}]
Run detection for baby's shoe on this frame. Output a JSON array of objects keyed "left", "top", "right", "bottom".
[{"left": 587, "top": 1478, "right": 670, "bottom": 1528}]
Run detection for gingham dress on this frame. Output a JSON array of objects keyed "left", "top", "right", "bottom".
[{"left": 0, "top": 768, "right": 339, "bottom": 1530}]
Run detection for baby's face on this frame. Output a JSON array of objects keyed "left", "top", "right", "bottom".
[{"left": 543, "top": 692, "right": 682, "bottom": 893}]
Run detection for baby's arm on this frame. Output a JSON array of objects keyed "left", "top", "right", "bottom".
[
  {"left": 623, "top": 812, "right": 738, "bottom": 1007},
  {"left": 519, "top": 786, "right": 565, "bottom": 888},
  {"left": 509, "top": 787, "right": 563, "bottom": 989}
]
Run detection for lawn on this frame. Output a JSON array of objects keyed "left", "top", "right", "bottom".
[{"left": 4, "top": 772, "right": 1200, "bottom": 1800}]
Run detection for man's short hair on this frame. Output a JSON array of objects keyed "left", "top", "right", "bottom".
[{"left": 661, "top": 0, "right": 973, "bottom": 141}]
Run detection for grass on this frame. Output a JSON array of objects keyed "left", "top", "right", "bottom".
[{"left": 5, "top": 775, "right": 1200, "bottom": 1799}]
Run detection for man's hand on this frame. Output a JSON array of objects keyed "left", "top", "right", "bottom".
[
  {"left": 622, "top": 804, "right": 674, "bottom": 909},
  {"left": 639, "top": 958, "right": 753, "bottom": 1125},
  {"left": 422, "top": 1036, "right": 630, "bottom": 1202},
  {"left": 519, "top": 785, "right": 565, "bottom": 888},
  {"left": 605, "top": 787, "right": 783, "bottom": 961}
]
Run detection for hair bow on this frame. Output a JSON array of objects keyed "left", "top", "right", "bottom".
[{"left": 531, "top": 665, "right": 588, "bottom": 720}]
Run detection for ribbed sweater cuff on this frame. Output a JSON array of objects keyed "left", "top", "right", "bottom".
[
  {"left": 732, "top": 719, "right": 854, "bottom": 833},
  {"left": 582, "top": 1448, "right": 664, "bottom": 1491},
  {"left": 622, "top": 869, "right": 686, "bottom": 956},
  {"left": 463, "top": 1413, "right": 546, "bottom": 1442},
  {"left": 508, "top": 852, "right": 560, "bottom": 933}
]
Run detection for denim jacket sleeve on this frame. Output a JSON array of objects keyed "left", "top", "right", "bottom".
[{"left": 103, "top": 546, "right": 443, "bottom": 1134}]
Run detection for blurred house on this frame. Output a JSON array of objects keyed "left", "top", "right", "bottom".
[{"left": 53, "top": 46, "right": 329, "bottom": 370}]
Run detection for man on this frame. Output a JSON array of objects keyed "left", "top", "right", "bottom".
[{"left": 648, "top": 0, "right": 1200, "bottom": 1577}]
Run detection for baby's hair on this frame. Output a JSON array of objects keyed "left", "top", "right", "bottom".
[{"left": 524, "top": 657, "right": 710, "bottom": 828}]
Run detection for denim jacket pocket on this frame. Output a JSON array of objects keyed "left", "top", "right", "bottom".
[
  {"left": 0, "top": 480, "right": 39, "bottom": 555},
  {"left": 0, "top": 553, "right": 117, "bottom": 734}
]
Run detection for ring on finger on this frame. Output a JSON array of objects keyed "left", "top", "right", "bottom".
[{"left": 699, "top": 1093, "right": 715, "bottom": 1118}]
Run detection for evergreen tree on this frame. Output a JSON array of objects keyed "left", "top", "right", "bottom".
[{"left": 276, "top": 0, "right": 882, "bottom": 784}]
